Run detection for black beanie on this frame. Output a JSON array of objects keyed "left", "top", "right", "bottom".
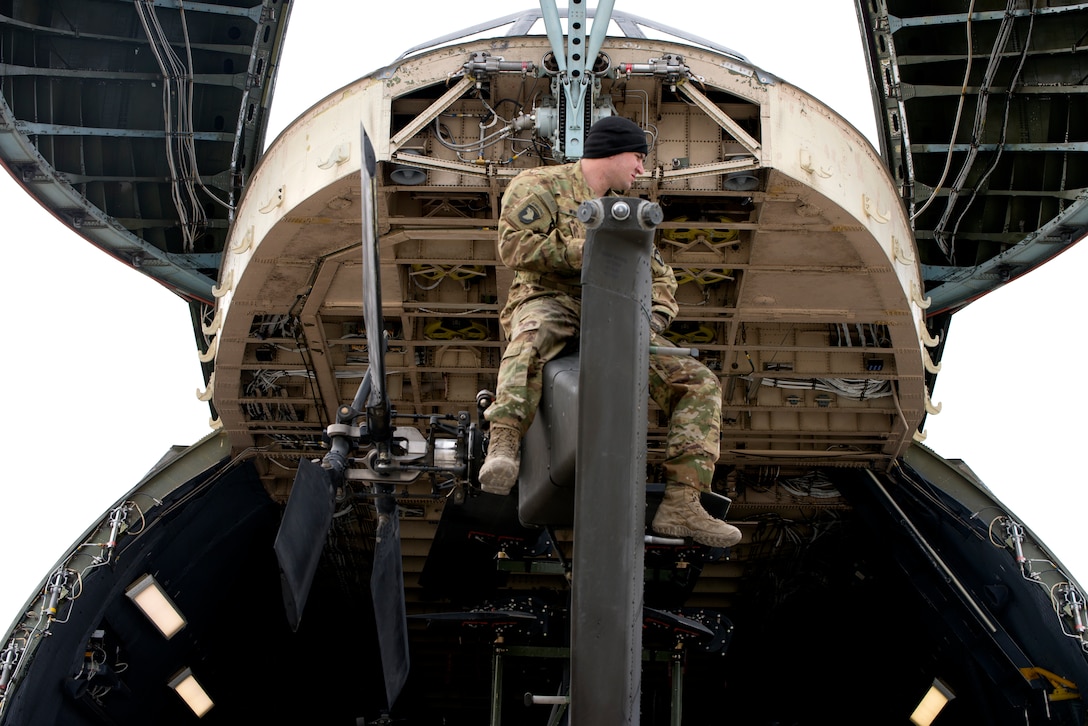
[{"left": 583, "top": 116, "right": 648, "bottom": 159}]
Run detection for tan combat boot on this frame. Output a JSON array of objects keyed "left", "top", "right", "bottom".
[
  {"left": 479, "top": 424, "right": 521, "bottom": 495},
  {"left": 652, "top": 484, "right": 742, "bottom": 547}
]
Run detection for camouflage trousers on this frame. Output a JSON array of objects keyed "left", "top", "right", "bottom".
[{"left": 485, "top": 294, "right": 722, "bottom": 490}]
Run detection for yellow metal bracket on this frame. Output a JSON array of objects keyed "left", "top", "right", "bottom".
[{"left": 1021, "top": 667, "right": 1080, "bottom": 702}]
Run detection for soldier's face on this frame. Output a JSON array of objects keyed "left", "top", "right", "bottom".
[{"left": 605, "top": 151, "right": 645, "bottom": 191}]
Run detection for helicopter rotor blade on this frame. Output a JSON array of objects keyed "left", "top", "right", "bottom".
[
  {"left": 361, "top": 122, "right": 410, "bottom": 708},
  {"left": 371, "top": 486, "right": 410, "bottom": 708},
  {"left": 273, "top": 457, "right": 336, "bottom": 631},
  {"left": 360, "top": 123, "right": 389, "bottom": 436}
]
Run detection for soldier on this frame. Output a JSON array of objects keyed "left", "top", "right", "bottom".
[{"left": 480, "top": 115, "right": 741, "bottom": 548}]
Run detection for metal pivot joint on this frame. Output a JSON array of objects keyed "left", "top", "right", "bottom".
[{"left": 578, "top": 198, "right": 663, "bottom": 230}]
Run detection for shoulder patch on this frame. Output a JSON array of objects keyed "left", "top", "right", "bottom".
[{"left": 518, "top": 203, "right": 542, "bottom": 225}]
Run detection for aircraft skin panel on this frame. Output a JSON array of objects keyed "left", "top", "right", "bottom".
[
  {"left": 856, "top": 0, "right": 1088, "bottom": 315},
  {"left": 212, "top": 34, "right": 931, "bottom": 474},
  {"left": 0, "top": 0, "right": 293, "bottom": 303}
]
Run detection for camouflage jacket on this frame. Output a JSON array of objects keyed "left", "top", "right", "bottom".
[{"left": 497, "top": 160, "right": 678, "bottom": 322}]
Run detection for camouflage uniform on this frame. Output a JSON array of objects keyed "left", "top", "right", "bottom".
[{"left": 486, "top": 161, "right": 722, "bottom": 491}]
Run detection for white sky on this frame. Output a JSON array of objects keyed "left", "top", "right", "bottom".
[{"left": 1, "top": 1, "right": 1084, "bottom": 631}]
